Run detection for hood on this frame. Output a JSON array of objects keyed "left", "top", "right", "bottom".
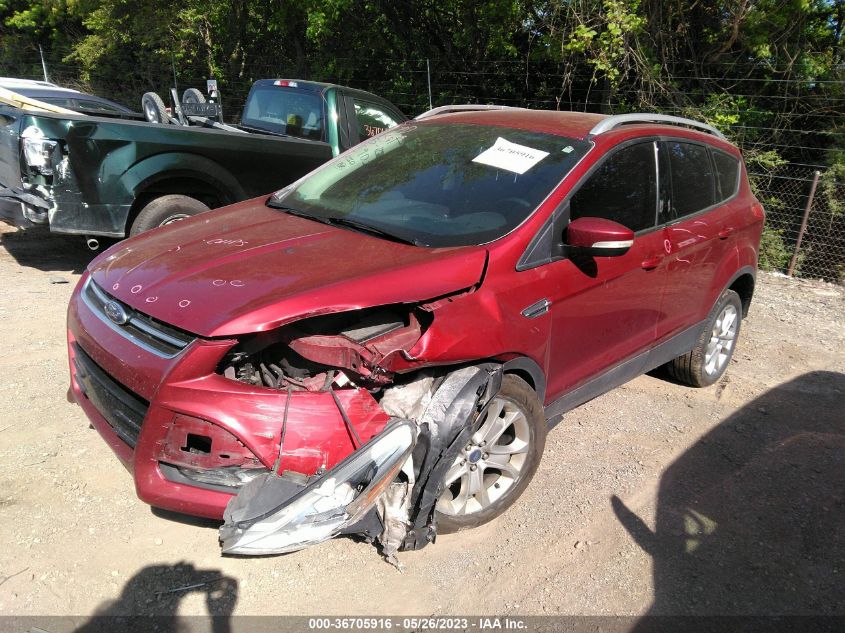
[{"left": 89, "top": 200, "right": 488, "bottom": 337}]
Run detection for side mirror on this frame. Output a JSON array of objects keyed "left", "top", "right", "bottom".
[{"left": 564, "top": 216, "right": 634, "bottom": 257}]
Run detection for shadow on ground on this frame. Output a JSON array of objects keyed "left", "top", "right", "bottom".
[
  {"left": 614, "top": 371, "right": 844, "bottom": 617},
  {"left": 68, "top": 562, "right": 238, "bottom": 632},
  {"left": 0, "top": 226, "right": 104, "bottom": 274}
]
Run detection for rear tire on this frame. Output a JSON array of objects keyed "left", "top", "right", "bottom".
[
  {"left": 667, "top": 289, "right": 742, "bottom": 387},
  {"left": 141, "top": 92, "right": 168, "bottom": 124},
  {"left": 435, "top": 374, "right": 546, "bottom": 533},
  {"left": 129, "top": 195, "right": 209, "bottom": 236}
]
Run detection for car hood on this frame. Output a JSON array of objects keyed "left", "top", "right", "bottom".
[{"left": 88, "top": 200, "right": 488, "bottom": 337}]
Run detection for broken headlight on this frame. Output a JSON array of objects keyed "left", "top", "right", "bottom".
[
  {"left": 21, "top": 126, "right": 58, "bottom": 176},
  {"left": 219, "top": 419, "right": 415, "bottom": 555}
]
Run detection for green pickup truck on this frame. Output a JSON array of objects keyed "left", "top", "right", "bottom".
[{"left": 0, "top": 80, "right": 406, "bottom": 239}]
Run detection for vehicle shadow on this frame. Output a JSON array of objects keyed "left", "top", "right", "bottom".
[
  {"left": 0, "top": 226, "right": 104, "bottom": 274},
  {"left": 70, "top": 562, "right": 238, "bottom": 633},
  {"left": 613, "top": 371, "right": 844, "bottom": 620},
  {"left": 151, "top": 507, "right": 224, "bottom": 530}
]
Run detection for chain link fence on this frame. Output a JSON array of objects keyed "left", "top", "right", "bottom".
[
  {"left": 2, "top": 54, "right": 844, "bottom": 283},
  {"left": 749, "top": 165, "right": 845, "bottom": 282}
]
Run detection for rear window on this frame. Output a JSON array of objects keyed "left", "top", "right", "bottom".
[
  {"left": 74, "top": 99, "right": 126, "bottom": 115},
  {"left": 667, "top": 141, "right": 716, "bottom": 217},
  {"left": 712, "top": 150, "right": 740, "bottom": 201},
  {"left": 242, "top": 85, "right": 324, "bottom": 140}
]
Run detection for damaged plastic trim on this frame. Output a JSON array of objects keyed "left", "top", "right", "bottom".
[
  {"left": 219, "top": 418, "right": 416, "bottom": 556},
  {"left": 400, "top": 364, "right": 502, "bottom": 550}
]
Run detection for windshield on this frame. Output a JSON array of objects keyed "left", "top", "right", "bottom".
[
  {"left": 269, "top": 123, "right": 591, "bottom": 247},
  {"left": 241, "top": 85, "right": 324, "bottom": 140}
]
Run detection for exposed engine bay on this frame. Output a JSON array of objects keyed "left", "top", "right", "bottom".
[{"left": 218, "top": 306, "right": 429, "bottom": 391}]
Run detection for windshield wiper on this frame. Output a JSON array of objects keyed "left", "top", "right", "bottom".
[
  {"left": 325, "top": 216, "right": 424, "bottom": 246},
  {"left": 266, "top": 202, "right": 423, "bottom": 246}
]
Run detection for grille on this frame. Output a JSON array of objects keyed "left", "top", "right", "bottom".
[
  {"left": 82, "top": 278, "right": 195, "bottom": 357},
  {"left": 73, "top": 344, "right": 149, "bottom": 448}
]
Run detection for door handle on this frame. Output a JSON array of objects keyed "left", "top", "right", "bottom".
[
  {"left": 718, "top": 227, "right": 734, "bottom": 240},
  {"left": 641, "top": 256, "right": 663, "bottom": 270},
  {"left": 521, "top": 298, "right": 551, "bottom": 318}
]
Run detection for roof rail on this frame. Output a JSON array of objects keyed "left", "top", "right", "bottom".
[
  {"left": 588, "top": 113, "right": 726, "bottom": 140},
  {"left": 415, "top": 104, "right": 521, "bottom": 121}
]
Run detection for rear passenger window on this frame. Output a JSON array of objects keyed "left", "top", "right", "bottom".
[
  {"left": 667, "top": 141, "right": 715, "bottom": 217},
  {"left": 712, "top": 150, "right": 740, "bottom": 200},
  {"left": 352, "top": 99, "right": 402, "bottom": 142},
  {"left": 570, "top": 142, "right": 657, "bottom": 232}
]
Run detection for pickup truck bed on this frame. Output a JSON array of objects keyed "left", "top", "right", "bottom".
[{"left": 0, "top": 80, "right": 406, "bottom": 238}]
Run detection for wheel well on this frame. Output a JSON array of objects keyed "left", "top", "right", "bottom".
[
  {"left": 729, "top": 273, "right": 755, "bottom": 318},
  {"left": 505, "top": 368, "right": 536, "bottom": 392},
  {"left": 127, "top": 178, "right": 228, "bottom": 234}
]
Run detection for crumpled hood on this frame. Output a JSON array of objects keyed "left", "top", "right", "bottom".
[{"left": 88, "top": 200, "right": 488, "bottom": 337}]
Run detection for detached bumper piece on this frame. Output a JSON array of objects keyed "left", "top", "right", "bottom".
[{"left": 219, "top": 419, "right": 415, "bottom": 556}]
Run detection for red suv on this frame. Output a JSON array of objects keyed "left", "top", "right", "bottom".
[{"left": 67, "top": 108, "right": 763, "bottom": 557}]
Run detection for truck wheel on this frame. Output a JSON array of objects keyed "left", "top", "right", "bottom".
[
  {"left": 130, "top": 195, "right": 209, "bottom": 236},
  {"left": 667, "top": 289, "right": 742, "bottom": 387},
  {"left": 435, "top": 374, "right": 547, "bottom": 533},
  {"left": 141, "top": 92, "right": 168, "bottom": 124},
  {"left": 182, "top": 88, "right": 206, "bottom": 104}
]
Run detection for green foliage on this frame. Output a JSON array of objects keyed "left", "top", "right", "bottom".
[
  {"left": 758, "top": 226, "right": 793, "bottom": 273},
  {"left": 1, "top": 0, "right": 843, "bottom": 279},
  {"left": 562, "top": 0, "right": 645, "bottom": 85},
  {"left": 819, "top": 162, "right": 845, "bottom": 218}
]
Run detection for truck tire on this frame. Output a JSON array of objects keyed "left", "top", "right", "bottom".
[
  {"left": 435, "top": 374, "right": 547, "bottom": 533},
  {"left": 141, "top": 92, "right": 168, "bottom": 124},
  {"left": 667, "top": 289, "right": 743, "bottom": 387},
  {"left": 182, "top": 88, "right": 206, "bottom": 104},
  {"left": 129, "top": 195, "right": 209, "bottom": 236}
]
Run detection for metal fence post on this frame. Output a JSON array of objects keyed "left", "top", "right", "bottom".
[
  {"left": 787, "top": 170, "right": 821, "bottom": 277},
  {"left": 426, "top": 59, "right": 433, "bottom": 110}
]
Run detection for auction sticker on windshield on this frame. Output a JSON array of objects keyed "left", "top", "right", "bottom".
[{"left": 472, "top": 137, "right": 550, "bottom": 174}]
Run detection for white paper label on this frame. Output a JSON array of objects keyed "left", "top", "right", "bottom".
[{"left": 472, "top": 137, "right": 550, "bottom": 174}]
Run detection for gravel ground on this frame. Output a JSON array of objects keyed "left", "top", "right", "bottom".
[{"left": 0, "top": 224, "right": 842, "bottom": 626}]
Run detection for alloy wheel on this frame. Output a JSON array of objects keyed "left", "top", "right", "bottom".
[
  {"left": 704, "top": 303, "right": 739, "bottom": 377},
  {"left": 436, "top": 396, "right": 531, "bottom": 516}
]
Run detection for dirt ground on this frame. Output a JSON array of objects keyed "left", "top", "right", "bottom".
[{"left": 0, "top": 223, "right": 842, "bottom": 627}]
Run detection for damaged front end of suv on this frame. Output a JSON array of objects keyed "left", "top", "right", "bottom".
[
  {"left": 220, "top": 363, "right": 503, "bottom": 564},
  {"left": 211, "top": 303, "right": 506, "bottom": 561}
]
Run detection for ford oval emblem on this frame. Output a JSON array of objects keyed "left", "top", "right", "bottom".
[{"left": 104, "top": 300, "right": 130, "bottom": 325}]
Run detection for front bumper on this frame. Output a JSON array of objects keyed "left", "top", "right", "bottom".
[{"left": 67, "top": 275, "right": 392, "bottom": 519}]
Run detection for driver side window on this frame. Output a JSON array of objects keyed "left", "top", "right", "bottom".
[{"left": 570, "top": 142, "right": 657, "bottom": 232}]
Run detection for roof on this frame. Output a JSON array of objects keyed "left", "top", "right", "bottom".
[
  {"left": 252, "top": 79, "right": 338, "bottom": 93},
  {"left": 416, "top": 109, "right": 609, "bottom": 140},
  {"left": 414, "top": 108, "right": 733, "bottom": 147},
  {"left": 0, "top": 79, "right": 134, "bottom": 114},
  {"left": 0, "top": 77, "right": 60, "bottom": 89}
]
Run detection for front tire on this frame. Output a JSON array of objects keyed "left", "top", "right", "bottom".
[
  {"left": 129, "top": 195, "right": 209, "bottom": 236},
  {"left": 435, "top": 374, "right": 546, "bottom": 533},
  {"left": 667, "top": 289, "right": 742, "bottom": 387}
]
